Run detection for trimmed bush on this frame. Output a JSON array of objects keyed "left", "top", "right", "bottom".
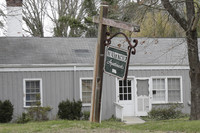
[
  {"left": 58, "top": 99, "right": 82, "bottom": 120},
  {"left": 148, "top": 104, "right": 184, "bottom": 120},
  {"left": 0, "top": 100, "right": 14, "bottom": 123}
]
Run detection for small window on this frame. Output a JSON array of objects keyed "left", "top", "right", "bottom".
[
  {"left": 152, "top": 78, "right": 165, "bottom": 102},
  {"left": 24, "top": 79, "right": 42, "bottom": 107},
  {"left": 119, "top": 79, "right": 132, "bottom": 101},
  {"left": 81, "top": 79, "right": 93, "bottom": 105},
  {"left": 168, "top": 78, "right": 181, "bottom": 102}
]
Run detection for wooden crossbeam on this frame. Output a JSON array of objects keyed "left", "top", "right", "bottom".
[{"left": 93, "top": 16, "right": 140, "bottom": 32}]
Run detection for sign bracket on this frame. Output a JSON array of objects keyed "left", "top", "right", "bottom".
[{"left": 104, "top": 32, "right": 138, "bottom": 80}]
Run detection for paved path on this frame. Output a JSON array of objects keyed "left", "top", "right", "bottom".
[{"left": 123, "top": 116, "right": 145, "bottom": 125}]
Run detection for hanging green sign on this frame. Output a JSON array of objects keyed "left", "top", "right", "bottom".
[{"left": 104, "top": 46, "right": 128, "bottom": 79}]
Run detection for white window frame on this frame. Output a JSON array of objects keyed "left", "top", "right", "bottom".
[
  {"left": 151, "top": 76, "right": 183, "bottom": 104},
  {"left": 117, "top": 79, "right": 133, "bottom": 101},
  {"left": 23, "top": 78, "right": 43, "bottom": 107},
  {"left": 80, "top": 77, "right": 93, "bottom": 106},
  {"left": 115, "top": 76, "right": 135, "bottom": 103}
]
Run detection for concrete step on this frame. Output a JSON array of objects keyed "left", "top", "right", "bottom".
[{"left": 123, "top": 116, "right": 145, "bottom": 125}]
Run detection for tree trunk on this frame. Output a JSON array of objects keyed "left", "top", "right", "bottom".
[
  {"left": 186, "top": 30, "right": 200, "bottom": 120},
  {"left": 186, "top": 0, "right": 200, "bottom": 120}
]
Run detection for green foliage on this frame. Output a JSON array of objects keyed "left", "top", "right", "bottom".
[
  {"left": 58, "top": 99, "right": 82, "bottom": 120},
  {"left": 16, "top": 112, "right": 31, "bottom": 124},
  {"left": 148, "top": 104, "right": 185, "bottom": 120},
  {"left": 82, "top": 0, "right": 97, "bottom": 16},
  {"left": 134, "top": 12, "right": 185, "bottom": 37},
  {"left": 106, "top": 115, "right": 121, "bottom": 122},
  {"left": 82, "top": 111, "right": 90, "bottom": 120},
  {"left": 0, "top": 100, "right": 14, "bottom": 123},
  {"left": 54, "top": 16, "right": 86, "bottom": 37},
  {"left": 27, "top": 106, "right": 52, "bottom": 121}
]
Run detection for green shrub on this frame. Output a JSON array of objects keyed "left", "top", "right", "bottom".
[
  {"left": 58, "top": 99, "right": 82, "bottom": 120},
  {"left": 148, "top": 104, "right": 184, "bottom": 120},
  {"left": 27, "top": 106, "right": 52, "bottom": 121},
  {"left": 106, "top": 115, "right": 121, "bottom": 122},
  {"left": 16, "top": 112, "right": 31, "bottom": 124},
  {"left": 82, "top": 111, "right": 90, "bottom": 120},
  {"left": 0, "top": 100, "right": 14, "bottom": 123}
]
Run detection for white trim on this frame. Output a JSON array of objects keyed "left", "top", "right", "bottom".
[
  {"left": 80, "top": 77, "right": 93, "bottom": 106},
  {"left": 151, "top": 76, "right": 183, "bottom": 104},
  {"left": 128, "top": 65, "right": 189, "bottom": 70},
  {"left": 0, "top": 66, "right": 94, "bottom": 72},
  {"left": 0, "top": 65, "right": 189, "bottom": 72},
  {"left": 23, "top": 78, "right": 43, "bottom": 108}
]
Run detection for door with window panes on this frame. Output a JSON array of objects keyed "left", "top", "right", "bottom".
[{"left": 117, "top": 79, "right": 135, "bottom": 116}]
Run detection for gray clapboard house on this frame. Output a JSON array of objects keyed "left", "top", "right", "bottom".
[{"left": 0, "top": 37, "right": 192, "bottom": 121}]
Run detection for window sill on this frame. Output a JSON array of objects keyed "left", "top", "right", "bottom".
[
  {"left": 152, "top": 101, "right": 183, "bottom": 104},
  {"left": 82, "top": 104, "right": 91, "bottom": 107},
  {"left": 23, "top": 106, "right": 43, "bottom": 108}
]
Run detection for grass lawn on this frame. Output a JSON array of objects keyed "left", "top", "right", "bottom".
[{"left": 0, "top": 118, "right": 200, "bottom": 133}]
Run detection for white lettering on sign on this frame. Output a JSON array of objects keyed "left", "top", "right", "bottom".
[
  {"left": 107, "top": 50, "right": 127, "bottom": 62},
  {"left": 107, "top": 59, "right": 124, "bottom": 69}
]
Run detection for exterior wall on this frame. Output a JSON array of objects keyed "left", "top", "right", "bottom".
[
  {"left": 0, "top": 68, "right": 191, "bottom": 121},
  {"left": 0, "top": 70, "right": 86, "bottom": 120},
  {"left": 128, "top": 69, "right": 191, "bottom": 114}
]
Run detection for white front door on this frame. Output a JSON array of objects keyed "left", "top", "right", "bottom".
[
  {"left": 116, "top": 78, "right": 135, "bottom": 116},
  {"left": 135, "top": 78, "right": 151, "bottom": 116}
]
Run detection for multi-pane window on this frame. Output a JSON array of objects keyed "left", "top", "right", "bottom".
[
  {"left": 24, "top": 79, "right": 42, "bottom": 107},
  {"left": 152, "top": 78, "right": 165, "bottom": 102},
  {"left": 168, "top": 78, "right": 181, "bottom": 102},
  {"left": 119, "top": 80, "right": 132, "bottom": 101},
  {"left": 152, "top": 77, "right": 181, "bottom": 103},
  {"left": 81, "top": 79, "right": 92, "bottom": 105}
]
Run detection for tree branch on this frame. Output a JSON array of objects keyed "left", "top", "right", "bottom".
[
  {"left": 191, "top": 3, "right": 200, "bottom": 31},
  {"left": 161, "top": 0, "right": 188, "bottom": 31}
]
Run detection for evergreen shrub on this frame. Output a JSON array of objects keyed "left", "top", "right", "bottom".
[
  {"left": 0, "top": 100, "right": 14, "bottom": 123},
  {"left": 58, "top": 99, "right": 82, "bottom": 120}
]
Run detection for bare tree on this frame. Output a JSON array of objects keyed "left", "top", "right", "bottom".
[
  {"left": 0, "top": 9, "right": 5, "bottom": 28},
  {"left": 47, "top": 0, "right": 86, "bottom": 37},
  {"left": 23, "top": 0, "right": 47, "bottom": 37},
  {"left": 0, "top": 2, "right": 6, "bottom": 36},
  {"left": 160, "top": 0, "right": 200, "bottom": 120}
]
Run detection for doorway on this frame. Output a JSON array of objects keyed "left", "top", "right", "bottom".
[{"left": 135, "top": 78, "right": 151, "bottom": 116}]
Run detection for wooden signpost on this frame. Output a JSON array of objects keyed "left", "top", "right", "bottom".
[{"left": 90, "top": 1, "right": 140, "bottom": 123}]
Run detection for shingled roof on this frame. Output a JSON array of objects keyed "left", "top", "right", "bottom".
[{"left": 0, "top": 37, "right": 191, "bottom": 66}]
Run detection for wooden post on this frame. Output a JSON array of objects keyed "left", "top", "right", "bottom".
[{"left": 90, "top": 2, "right": 108, "bottom": 123}]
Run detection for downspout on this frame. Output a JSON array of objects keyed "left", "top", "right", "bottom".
[{"left": 73, "top": 66, "right": 77, "bottom": 100}]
